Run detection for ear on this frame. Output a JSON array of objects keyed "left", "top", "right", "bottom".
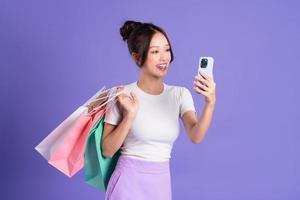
[{"left": 131, "top": 52, "right": 141, "bottom": 66}]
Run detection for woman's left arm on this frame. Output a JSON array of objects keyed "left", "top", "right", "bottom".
[{"left": 182, "top": 72, "right": 216, "bottom": 144}]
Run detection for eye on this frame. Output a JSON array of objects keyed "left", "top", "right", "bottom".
[
  {"left": 151, "top": 50, "right": 159, "bottom": 54},
  {"left": 166, "top": 48, "right": 170, "bottom": 52}
]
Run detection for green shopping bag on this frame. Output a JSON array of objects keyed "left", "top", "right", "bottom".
[{"left": 84, "top": 115, "right": 121, "bottom": 191}]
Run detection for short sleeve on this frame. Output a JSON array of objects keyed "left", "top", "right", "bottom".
[
  {"left": 179, "top": 87, "right": 196, "bottom": 118},
  {"left": 104, "top": 89, "right": 122, "bottom": 125}
]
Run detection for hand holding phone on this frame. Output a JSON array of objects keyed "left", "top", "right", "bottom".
[{"left": 194, "top": 56, "right": 216, "bottom": 103}]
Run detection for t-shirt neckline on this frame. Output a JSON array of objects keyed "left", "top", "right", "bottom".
[{"left": 134, "top": 81, "right": 167, "bottom": 98}]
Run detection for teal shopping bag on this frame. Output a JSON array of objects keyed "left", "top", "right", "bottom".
[{"left": 84, "top": 115, "right": 121, "bottom": 191}]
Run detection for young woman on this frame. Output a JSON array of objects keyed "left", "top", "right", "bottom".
[{"left": 102, "top": 20, "right": 216, "bottom": 200}]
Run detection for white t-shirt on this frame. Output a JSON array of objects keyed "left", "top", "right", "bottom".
[{"left": 104, "top": 81, "right": 196, "bottom": 161}]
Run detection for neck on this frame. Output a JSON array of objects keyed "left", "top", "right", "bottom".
[{"left": 137, "top": 73, "right": 164, "bottom": 95}]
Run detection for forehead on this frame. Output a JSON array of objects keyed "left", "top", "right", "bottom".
[{"left": 149, "top": 32, "right": 169, "bottom": 48}]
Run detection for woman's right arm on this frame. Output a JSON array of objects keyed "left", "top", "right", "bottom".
[
  {"left": 102, "top": 116, "right": 135, "bottom": 158},
  {"left": 101, "top": 87, "right": 139, "bottom": 158}
]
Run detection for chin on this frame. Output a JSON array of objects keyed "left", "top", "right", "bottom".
[
  {"left": 154, "top": 71, "right": 168, "bottom": 78},
  {"left": 148, "top": 67, "right": 169, "bottom": 78}
]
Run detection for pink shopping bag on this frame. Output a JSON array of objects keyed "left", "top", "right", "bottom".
[
  {"left": 48, "top": 108, "right": 105, "bottom": 177},
  {"left": 35, "top": 86, "right": 123, "bottom": 177},
  {"left": 35, "top": 86, "right": 107, "bottom": 160}
]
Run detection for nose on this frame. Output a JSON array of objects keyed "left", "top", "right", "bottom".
[{"left": 159, "top": 52, "right": 168, "bottom": 62}]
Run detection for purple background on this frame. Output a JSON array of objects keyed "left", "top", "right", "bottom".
[{"left": 1, "top": 0, "right": 299, "bottom": 199}]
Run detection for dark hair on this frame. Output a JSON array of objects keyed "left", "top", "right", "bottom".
[{"left": 120, "top": 20, "right": 174, "bottom": 68}]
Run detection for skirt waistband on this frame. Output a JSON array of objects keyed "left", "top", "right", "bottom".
[{"left": 115, "top": 155, "right": 170, "bottom": 174}]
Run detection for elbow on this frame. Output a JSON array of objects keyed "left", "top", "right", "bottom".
[
  {"left": 192, "top": 139, "right": 201, "bottom": 144},
  {"left": 101, "top": 139, "right": 114, "bottom": 158},
  {"left": 191, "top": 136, "right": 205, "bottom": 144},
  {"left": 102, "top": 146, "right": 121, "bottom": 158},
  {"left": 102, "top": 150, "right": 113, "bottom": 158},
  {"left": 102, "top": 146, "right": 119, "bottom": 159}
]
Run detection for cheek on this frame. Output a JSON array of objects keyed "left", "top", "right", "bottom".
[
  {"left": 146, "top": 54, "right": 159, "bottom": 64},
  {"left": 167, "top": 52, "right": 171, "bottom": 60}
]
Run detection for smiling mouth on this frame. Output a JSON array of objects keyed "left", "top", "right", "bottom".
[{"left": 156, "top": 64, "right": 167, "bottom": 71}]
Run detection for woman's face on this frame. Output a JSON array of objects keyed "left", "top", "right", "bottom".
[{"left": 141, "top": 32, "right": 171, "bottom": 78}]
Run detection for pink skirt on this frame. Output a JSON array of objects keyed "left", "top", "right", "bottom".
[{"left": 104, "top": 155, "right": 172, "bottom": 200}]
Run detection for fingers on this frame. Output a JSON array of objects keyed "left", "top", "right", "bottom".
[
  {"left": 195, "top": 72, "right": 216, "bottom": 88},
  {"left": 116, "top": 86, "right": 125, "bottom": 100},
  {"left": 115, "top": 86, "right": 139, "bottom": 104},
  {"left": 130, "top": 92, "right": 139, "bottom": 103},
  {"left": 195, "top": 74, "right": 209, "bottom": 88},
  {"left": 116, "top": 85, "right": 124, "bottom": 93},
  {"left": 194, "top": 74, "right": 211, "bottom": 87},
  {"left": 193, "top": 85, "right": 209, "bottom": 96},
  {"left": 198, "top": 72, "right": 213, "bottom": 81},
  {"left": 193, "top": 80, "right": 208, "bottom": 91}
]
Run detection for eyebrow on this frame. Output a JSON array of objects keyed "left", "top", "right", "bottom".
[{"left": 149, "top": 44, "right": 170, "bottom": 48}]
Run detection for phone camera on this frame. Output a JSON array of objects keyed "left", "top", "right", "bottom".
[{"left": 201, "top": 58, "right": 208, "bottom": 68}]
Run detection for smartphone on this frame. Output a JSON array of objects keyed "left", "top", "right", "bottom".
[{"left": 198, "top": 57, "right": 214, "bottom": 79}]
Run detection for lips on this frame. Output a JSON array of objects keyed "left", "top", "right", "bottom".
[{"left": 156, "top": 63, "right": 167, "bottom": 71}]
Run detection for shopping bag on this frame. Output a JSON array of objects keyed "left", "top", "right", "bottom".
[
  {"left": 84, "top": 115, "right": 121, "bottom": 191},
  {"left": 35, "top": 86, "right": 106, "bottom": 160},
  {"left": 35, "top": 86, "right": 123, "bottom": 177},
  {"left": 47, "top": 108, "right": 105, "bottom": 177},
  {"left": 47, "top": 89, "right": 121, "bottom": 177}
]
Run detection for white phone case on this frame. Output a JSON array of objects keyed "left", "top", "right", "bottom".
[{"left": 198, "top": 57, "right": 214, "bottom": 79}]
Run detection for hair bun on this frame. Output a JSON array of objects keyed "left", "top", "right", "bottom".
[{"left": 120, "top": 20, "right": 142, "bottom": 41}]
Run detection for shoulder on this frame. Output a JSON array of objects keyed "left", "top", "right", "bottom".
[
  {"left": 165, "top": 83, "right": 190, "bottom": 95},
  {"left": 111, "top": 81, "right": 135, "bottom": 92},
  {"left": 123, "top": 81, "right": 136, "bottom": 91},
  {"left": 165, "top": 83, "right": 192, "bottom": 102}
]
